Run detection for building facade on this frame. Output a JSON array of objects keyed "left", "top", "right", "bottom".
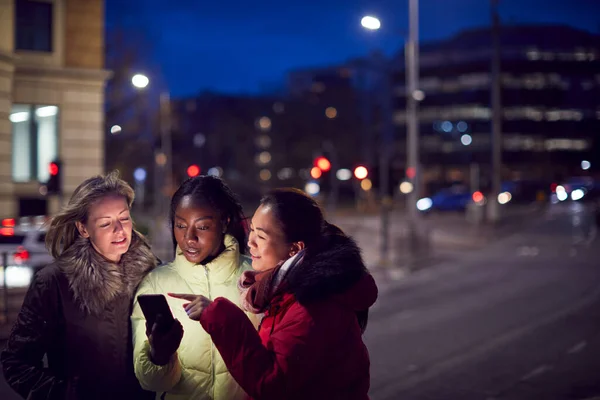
[
  {"left": 392, "top": 25, "right": 600, "bottom": 186},
  {"left": 0, "top": 0, "right": 109, "bottom": 217}
]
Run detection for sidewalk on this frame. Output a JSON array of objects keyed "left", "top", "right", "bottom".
[{"left": 330, "top": 203, "right": 545, "bottom": 272}]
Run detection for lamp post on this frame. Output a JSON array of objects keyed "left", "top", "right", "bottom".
[
  {"left": 132, "top": 74, "right": 173, "bottom": 259},
  {"left": 361, "top": 3, "right": 422, "bottom": 265},
  {"left": 360, "top": 16, "right": 393, "bottom": 264}
]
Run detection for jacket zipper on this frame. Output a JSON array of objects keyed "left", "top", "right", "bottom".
[{"left": 204, "top": 265, "right": 216, "bottom": 400}]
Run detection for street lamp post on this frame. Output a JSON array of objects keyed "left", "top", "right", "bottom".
[
  {"left": 132, "top": 74, "right": 173, "bottom": 259},
  {"left": 406, "top": 0, "right": 421, "bottom": 239},
  {"left": 361, "top": 16, "right": 394, "bottom": 264},
  {"left": 488, "top": 0, "right": 503, "bottom": 223}
]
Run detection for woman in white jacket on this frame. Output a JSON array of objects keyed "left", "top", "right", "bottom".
[{"left": 131, "top": 176, "right": 259, "bottom": 400}]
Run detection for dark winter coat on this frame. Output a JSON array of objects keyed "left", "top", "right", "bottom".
[
  {"left": 200, "top": 231, "right": 379, "bottom": 400},
  {"left": 1, "top": 233, "right": 158, "bottom": 400}
]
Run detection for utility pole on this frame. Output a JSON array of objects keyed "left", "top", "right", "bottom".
[
  {"left": 488, "top": 0, "right": 503, "bottom": 223},
  {"left": 379, "top": 56, "right": 393, "bottom": 265},
  {"left": 406, "top": 0, "right": 421, "bottom": 248}
]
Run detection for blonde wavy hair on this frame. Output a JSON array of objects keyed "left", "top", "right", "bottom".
[{"left": 45, "top": 170, "right": 136, "bottom": 259}]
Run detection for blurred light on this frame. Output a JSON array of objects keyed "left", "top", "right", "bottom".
[
  {"left": 557, "top": 190, "right": 568, "bottom": 201},
  {"left": 461, "top": 134, "right": 473, "bottom": 146},
  {"left": 277, "top": 168, "right": 293, "bottom": 180},
  {"left": 360, "top": 178, "right": 372, "bottom": 191},
  {"left": 472, "top": 191, "right": 484, "bottom": 203},
  {"left": 361, "top": 15, "right": 381, "bottom": 30},
  {"left": 48, "top": 162, "right": 59, "bottom": 176},
  {"left": 2, "top": 218, "right": 15, "bottom": 227},
  {"left": 310, "top": 167, "right": 322, "bottom": 179},
  {"left": 132, "top": 74, "right": 149, "bottom": 89},
  {"left": 416, "top": 197, "right": 433, "bottom": 211},
  {"left": 413, "top": 90, "right": 425, "bottom": 101},
  {"left": 193, "top": 133, "right": 206, "bottom": 148},
  {"left": 406, "top": 167, "right": 416, "bottom": 179},
  {"left": 155, "top": 153, "right": 167, "bottom": 166},
  {"left": 336, "top": 168, "right": 352, "bottom": 181},
  {"left": 498, "top": 191, "right": 512, "bottom": 204},
  {"left": 441, "top": 121, "right": 453, "bottom": 132},
  {"left": 0, "top": 266, "right": 34, "bottom": 288},
  {"left": 273, "top": 102, "right": 285, "bottom": 114},
  {"left": 187, "top": 165, "right": 200, "bottom": 177},
  {"left": 354, "top": 166, "right": 368, "bottom": 180},
  {"left": 399, "top": 181, "right": 413, "bottom": 194},
  {"left": 571, "top": 189, "right": 585, "bottom": 201},
  {"left": 255, "top": 134, "right": 272, "bottom": 148},
  {"left": 315, "top": 156, "right": 331, "bottom": 172},
  {"left": 36, "top": 106, "right": 58, "bottom": 117},
  {"left": 305, "top": 181, "right": 320, "bottom": 196},
  {"left": 39, "top": 185, "right": 48, "bottom": 196},
  {"left": 9, "top": 112, "right": 29, "bottom": 123},
  {"left": 1, "top": 227, "right": 14, "bottom": 236},
  {"left": 207, "top": 167, "right": 223, "bottom": 177},
  {"left": 325, "top": 107, "right": 337, "bottom": 119},
  {"left": 556, "top": 185, "right": 566, "bottom": 193},
  {"left": 259, "top": 169, "right": 272, "bottom": 181},
  {"left": 134, "top": 168, "right": 147, "bottom": 182},
  {"left": 550, "top": 183, "right": 558, "bottom": 193},
  {"left": 257, "top": 116, "right": 271, "bottom": 131},
  {"left": 257, "top": 151, "right": 272, "bottom": 165},
  {"left": 581, "top": 160, "right": 591, "bottom": 170},
  {"left": 457, "top": 121, "right": 468, "bottom": 132},
  {"left": 110, "top": 125, "right": 122, "bottom": 134}
]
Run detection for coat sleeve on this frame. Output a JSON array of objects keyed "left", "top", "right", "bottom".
[
  {"left": 131, "top": 276, "right": 183, "bottom": 392},
  {"left": 200, "top": 297, "right": 328, "bottom": 400},
  {"left": 0, "top": 268, "right": 69, "bottom": 399}
]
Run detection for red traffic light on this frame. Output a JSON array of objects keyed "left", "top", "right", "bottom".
[
  {"left": 49, "top": 162, "right": 59, "bottom": 176},
  {"left": 354, "top": 166, "right": 368, "bottom": 180},
  {"left": 472, "top": 191, "right": 484, "bottom": 203},
  {"left": 314, "top": 156, "right": 331, "bottom": 172},
  {"left": 187, "top": 165, "right": 201, "bottom": 177}
]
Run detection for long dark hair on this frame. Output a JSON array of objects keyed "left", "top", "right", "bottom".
[
  {"left": 169, "top": 176, "right": 247, "bottom": 254},
  {"left": 259, "top": 188, "right": 369, "bottom": 333}
]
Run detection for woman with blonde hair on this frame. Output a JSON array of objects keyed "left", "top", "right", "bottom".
[{"left": 1, "top": 171, "right": 158, "bottom": 399}]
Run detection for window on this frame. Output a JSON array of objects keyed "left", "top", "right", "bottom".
[
  {"left": 10, "top": 104, "right": 59, "bottom": 183},
  {"left": 15, "top": 0, "right": 53, "bottom": 52}
]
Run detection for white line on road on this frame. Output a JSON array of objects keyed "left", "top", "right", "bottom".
[
  {"left": 567, "top": 341, "right": 587, "bottom": 355},
  {"left": 521, "top": 364, "right": 553, "bottom": 381}
]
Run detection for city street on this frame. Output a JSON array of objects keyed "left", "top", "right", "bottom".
[
  {"left": 367, "top": 202, "right": 600, "bottom": 399},
  {"left": 1, "top": 203, "right": 598, "bottom": 399}
]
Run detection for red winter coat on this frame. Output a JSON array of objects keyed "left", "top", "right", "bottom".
[{"left": 200, "top": 232, "right": 378, "bottom": 400}]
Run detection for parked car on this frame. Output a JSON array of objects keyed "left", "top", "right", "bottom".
[{"left": 0, "top": 216, "right": 52, "bottom": 288}]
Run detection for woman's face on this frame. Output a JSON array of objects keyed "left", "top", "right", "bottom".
[
  {"left": 76, "top": 195, "right": 133, "bottom": 263},
  {"left": 248, "top": 204, "right": 292, "bottom": 272},
  {"left": 173, "top": 195, "right": 225, "bottom": 264}
]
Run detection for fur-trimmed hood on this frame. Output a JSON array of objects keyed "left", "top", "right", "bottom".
[
  {"left": 57, "top": 232, "right": 158, "bottom": 315},
  {"left": 285, "top": 229, "right": 376, "bottom": 310}
]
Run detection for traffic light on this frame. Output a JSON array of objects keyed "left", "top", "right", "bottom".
[
  {"left": 46, "top": 160, "right": 62, "bottom": 195},
  {"left": 187, "top": 164, "right": 200, "bottom": 177},
  {"left": 314, "top": 156, "right": 331, "bottom": 172}
]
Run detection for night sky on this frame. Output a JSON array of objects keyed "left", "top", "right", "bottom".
[{"left": 105, "top": 0, "right": 600, "bottom": 97}]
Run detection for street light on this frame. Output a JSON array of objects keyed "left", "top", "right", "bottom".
[
  {"left": 132, "top": 74, "right": 149, "bottom": 89},
  {"left": 361, "top": 16, "right": 381, "bottom": 30}
]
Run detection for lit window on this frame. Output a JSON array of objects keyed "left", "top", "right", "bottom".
[
  {"left": 15, "top": 0, "right": 53, "bottom": 52},
  {"left": 10, "top": 104, "right": 59, "bottom": 183}
]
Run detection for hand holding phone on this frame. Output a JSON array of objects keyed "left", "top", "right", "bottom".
[{"left": 138, "top": 294, "right": 183, "bottom": 365}]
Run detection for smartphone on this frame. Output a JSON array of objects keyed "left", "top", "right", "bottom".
[{"left": 138, "top": 294, "right": 175, "bottom": 331}]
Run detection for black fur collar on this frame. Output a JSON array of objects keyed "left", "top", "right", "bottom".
[
  {"left": 57, "top": 232, "right": 158, "bottom": 315},
  {"left": 285, "top": 231, "right": 367, "bottom": 305}
]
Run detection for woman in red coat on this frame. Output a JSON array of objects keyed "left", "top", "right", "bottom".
[{"left": 171, "top": 188, "right": 378, "bottom": 400}]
